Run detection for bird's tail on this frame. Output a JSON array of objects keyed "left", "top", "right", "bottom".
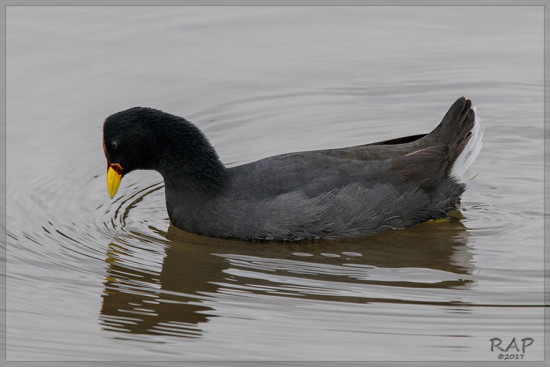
[{"left": 422, "top": 97, "right": 483, "bottom": 181}]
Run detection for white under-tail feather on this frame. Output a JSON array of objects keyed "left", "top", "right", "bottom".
[{"left": 451, "top": 106, "right": 483, "bottom": 181}]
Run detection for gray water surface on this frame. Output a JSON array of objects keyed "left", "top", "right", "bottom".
[{"left": 6, "top": 6, "right": 544, "bottom": 361}]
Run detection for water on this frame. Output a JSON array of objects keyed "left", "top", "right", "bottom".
[{"left": 6, "top": 6, "right": 544, "bottom": 362}]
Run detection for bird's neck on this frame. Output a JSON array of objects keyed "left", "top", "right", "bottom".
[{"left": 156, "top": 119, "right": 229, "bottom": 199}]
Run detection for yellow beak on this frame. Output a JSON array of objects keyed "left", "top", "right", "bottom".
[{"left": 107, "top": 164, "right": 122, "bottom": 199}]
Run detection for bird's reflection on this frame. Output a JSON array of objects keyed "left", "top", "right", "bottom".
[{"left": 100, "top": 211, "right": 476, "bottom": 338}]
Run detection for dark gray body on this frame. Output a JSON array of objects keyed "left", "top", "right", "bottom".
[{"left": 165, "top": 133, "right": 464, "bottom": 241}]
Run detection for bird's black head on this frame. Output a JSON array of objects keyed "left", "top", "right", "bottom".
[
  {"left": 103, "top": 107, "right": 166, "bottom": 172},
  {"left": 103, "top": 107, "right": 169, "bottom": 198},
  {"left": 102, "top": 107, "right": 226, "bottom": 199}
]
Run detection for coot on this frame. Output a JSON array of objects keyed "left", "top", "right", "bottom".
[{"left": 103, "top": 97, "right": 482, "bottom": 241}]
